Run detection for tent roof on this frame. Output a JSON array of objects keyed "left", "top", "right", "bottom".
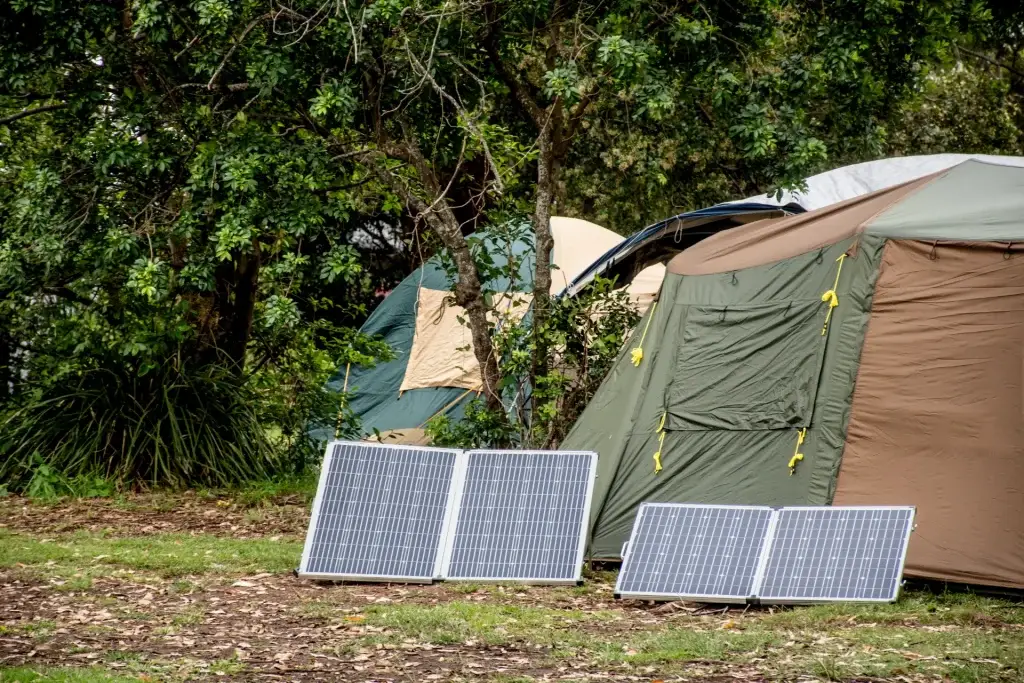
[
  {"left": 734, "top": 153, "right": 1024, "bottom": 211},
  {"left": 669, "top": 161, "right": 1024, "bottom": 276},
  {"left": 563, "top": 202, "right": 797, "bottom": 297}
]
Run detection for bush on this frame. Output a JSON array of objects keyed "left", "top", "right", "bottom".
[{"left": 0, "top": 361, "right": 285, "bottom": 490}]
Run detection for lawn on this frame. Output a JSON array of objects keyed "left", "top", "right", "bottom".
[{"left": 0, "top": 492, "right": 1021, "bottom": 682}]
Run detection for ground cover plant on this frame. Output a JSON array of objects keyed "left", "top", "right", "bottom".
[{"left": 1, "top": 491, "right": 1020, "bottom": 682}]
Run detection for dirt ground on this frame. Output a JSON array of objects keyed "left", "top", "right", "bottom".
[{"left": 1, "top": 494, "right": 1022, "bottom": 683}]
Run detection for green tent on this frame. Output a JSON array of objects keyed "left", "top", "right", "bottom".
[
  {"left": 563, "top": 160, "right": 1024, "bottom": 589},
  {"left": 314, "top": 218, "right": 637, "bottom": 444}
]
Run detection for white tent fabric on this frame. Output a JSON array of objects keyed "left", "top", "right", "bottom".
[{"left": 735, "top": 154, "right": 1024, "bottom": 211}]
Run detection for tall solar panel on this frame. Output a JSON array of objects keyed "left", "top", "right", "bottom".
[
  {"left": 298, "top": 442, "right": 460, "bottom": 582},
  {"left": 442, "top": 450, "right": 597, "bottom": 584},
  {"left": 756, "top": 506, "right": 915, "bottom": 603},
  {"left": 615, "top": 504, "right": 774, "bottom": 602}
]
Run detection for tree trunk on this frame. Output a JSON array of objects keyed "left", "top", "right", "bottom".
[
  {"left": 531, "top": 121, "right": 557, "bottom": 384},
  {"left": 205, "top": 241, "right": 261, "bottom": 374},
  {"left": 363, "top": 145, "right": 505, "bottom": 412},
  {"left": 426, "top": 211, "right": 503, "bottom": 411},
  {"left": 224, "top": 240, "right": 261, "bottom": 373}
]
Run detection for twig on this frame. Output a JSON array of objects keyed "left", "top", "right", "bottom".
[{"left": 207, "top": 14, "right": 269, "bottom": 89}]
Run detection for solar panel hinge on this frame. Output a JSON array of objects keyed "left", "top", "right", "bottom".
[{"left": 745, "top": 596, "right": 761, "bottom": 606}]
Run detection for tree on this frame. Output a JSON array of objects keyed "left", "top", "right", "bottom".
[
  {"left": 303, "top": 0, "right": 982, "bottom": 428},
  {"left": 0, "top": 0, "right": 1010, "bottom": 477},
  {"left": 0, "top": 0, "right": 394, "bottom": 485}
]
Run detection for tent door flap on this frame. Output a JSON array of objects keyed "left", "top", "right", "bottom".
[{"left": 664, "top": 300, "right": 829, "bottom": 431}]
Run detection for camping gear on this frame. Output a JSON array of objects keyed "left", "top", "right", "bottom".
[
  {"left": 564, "top": 159, "right": 1024, "bottom": 589},
  {"left": 614, "top": 503, "right": 915, "bottom": 603},
  {"left": 298, "top": 441, "right": 597, "bottom": 584},
  {"left": 315, "top": 217, "right": 660, "bottom": 444}
]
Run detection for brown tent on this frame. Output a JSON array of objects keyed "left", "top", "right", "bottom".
[{"left": 564, "top": 160, "right": 1024, "bottom": 589}]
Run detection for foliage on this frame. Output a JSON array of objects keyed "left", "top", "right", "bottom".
[
  {"left": 0, "top": 0, "right": 397, "bottom": 488},
  {"left": 2, "top": 0, "right": 1023, "bottom": 467},
  {"left": 427, "top": 223, "right": 639, "bottom": 448},
  {"left": 0, "top": 361, "right": 282, "bottom": 489}
]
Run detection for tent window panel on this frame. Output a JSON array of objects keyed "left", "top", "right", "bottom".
[{"left": 666, "top": 301, "right": 826, "bottom": 431}]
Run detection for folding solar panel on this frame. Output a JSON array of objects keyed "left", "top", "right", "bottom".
[
  {"left": 755, "top": 506, "right": 915, "bottom": 603},
  {"left": 442, "top": 450, "right": 597, "bottom": 584},
  {"left": 298, "top": 441, "right": 460, "bottom": 582},
  {"left": 615, "top": 504, "right": 774, "bottom": 602}
]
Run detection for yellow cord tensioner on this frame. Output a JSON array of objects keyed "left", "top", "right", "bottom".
[
  {"left": 631, "top": 302, "right": 658, "bottom": 366},
  {"left": 653, "top": 411, "right": 666, "bottom": 473},
  {"left": 788, "top": 427, "right": 807, "bottom": 475},
  {"left": 820, "top": 253, "right": 846, "bottom": 336}
]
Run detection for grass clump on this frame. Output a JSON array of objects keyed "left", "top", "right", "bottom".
[
  {"left": 0, "top": 529, "right": 301, "bottom": 577},
  {"left": 0, "top": 363, "right": 285, "bottom": 492}
]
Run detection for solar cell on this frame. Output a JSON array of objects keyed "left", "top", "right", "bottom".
[
  {"left": 755, "top": 506, "right": 915, "bottom": 603},
  {"left": 442, "top": 450, "right": 597, "bottom": 584},
  {"left": 615, "top": 504, "right": 774, "bottom": 602},
  {"left": 298, "top": 441, "right": 461, "bottom": 582}
]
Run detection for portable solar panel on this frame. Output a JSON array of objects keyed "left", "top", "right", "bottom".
[
  {"left": 298, "top": 441, "right": 461, "bottom": 582},
  {"left": 441, "top": 450, "right": 597, "bottom": 584},
  {"left": 754, "top": 506, "right": 915, "bottom": 604},
  {"left": 614, "top": 504, "right": 775, "bottom": 602}
]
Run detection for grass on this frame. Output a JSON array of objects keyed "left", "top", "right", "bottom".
[
  {"left": 353, "top": 595, "right": 1023, "bottom": 680},
  {"left": 0, "top": 669, "right": 143, "bottom": 682},
  {"left": 362, "top": 601, "right": 605, "bottom": 647},
  {"left": 2, "top": 494, "right": 1022, "bottom": 682},
  {"left": 0, "top": 529, "right": 301, "bottom": 578}
]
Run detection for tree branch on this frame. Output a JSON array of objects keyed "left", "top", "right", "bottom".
[
  {"left": 957, "top": 45, "right": 1024, "bottom": 80},
  {"left": 0, "top": 103, "right": 67, "bottom": 126},
  {"left": 480, "top": 2, "right": 546, "bottom": 128},
  {"left": 207, "top": 13, "right": 270, "bottom": 89}
]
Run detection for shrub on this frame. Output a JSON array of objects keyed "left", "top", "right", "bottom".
[{"left": 0, "top": 361, "right": 284, "bottom": 490}]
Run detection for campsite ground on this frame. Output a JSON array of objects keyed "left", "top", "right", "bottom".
[{"left": 1, "top": 490, "right": 1021, "bottom": 683}]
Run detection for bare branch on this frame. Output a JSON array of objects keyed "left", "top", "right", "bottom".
[
  {"left": 403, "top": 41, "right": 506, "bottom": 194},
  {"left": 0, "top": 103, "right": 67, "bottom": 126},
  {"left": 480, "top": 2, "right": 546, "bottom": 128},
  {"left": 957, "top": 44, "right": 1024, "bottom": 80}
]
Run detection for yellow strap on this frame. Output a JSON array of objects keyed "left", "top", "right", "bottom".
[
  {"left": 652, "top": 411, "right": 667, "bottom": 473},
  {"left": 820, "top": 254, "right": 846, "bottom": 336},
  {"left": 631, "top": 301, "right": 658, "bottom": 367},
  {"left": 788, "top": 427, "right": 807, "bottom": 475}
]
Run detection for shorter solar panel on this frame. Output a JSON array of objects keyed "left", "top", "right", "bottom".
[
  {"left": 298, "top": 441, "right": 460, "bottom": 582},
  {"left": 756, "top": 506, "right": 915, "bottom": 603},
  {"left": 615, "top": 504, "right": 774, "bottom": 602},
  {"left": 442, "top": 450, "right": 597, "bottom": 584}
]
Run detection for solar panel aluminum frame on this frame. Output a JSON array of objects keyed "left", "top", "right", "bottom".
[
  {"left": 614, "top": 503, "right": 777, "bottom": 603},
  {"left": 297, "top": 441, "right": 464, "bottom": 583},
  {"left": 438, "top": 450, "right": 599, "bottom": 585},
  {"left": 752, "top": 505, "right": 916, "bottom": 605}
]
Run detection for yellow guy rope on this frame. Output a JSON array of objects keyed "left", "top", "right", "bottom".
[
  {"left": 788, "top": 427, "right": 806, "bottom": 475},
  {"left": 820, "top": 253, "right": 846, "bottom": 336},
  {"left": 652, "top": 411, "right": 667, "bottom": 474},
  {"left": 790, "top": 252, "right": 846, "bottom": 470},
  {"left": 630, "top": 302, "right": 658, "bottom": 367}
]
